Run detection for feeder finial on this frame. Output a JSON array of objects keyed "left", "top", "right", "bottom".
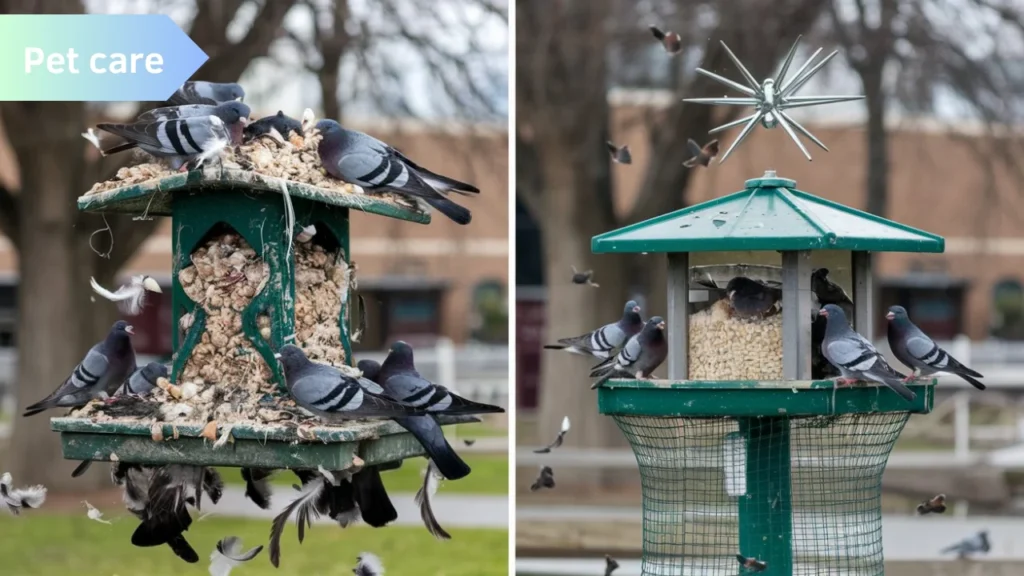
[{"left": 683, "top": 36, "right": 864, "bottom": 163}]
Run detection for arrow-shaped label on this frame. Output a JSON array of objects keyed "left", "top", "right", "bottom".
[{"left": 0, "top": 14, "right": 208, "bottom": 101}]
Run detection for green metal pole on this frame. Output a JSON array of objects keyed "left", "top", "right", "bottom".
[{"left": 737, "top": 417, "right": 792, "bottom": 575}]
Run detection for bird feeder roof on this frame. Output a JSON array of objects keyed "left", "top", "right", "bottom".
[
  {"left": 77, "top": 167, "right": 430, "bottom": 224},
  {"left": 591, "top": 173, "right": 944, "bottom": 254}
]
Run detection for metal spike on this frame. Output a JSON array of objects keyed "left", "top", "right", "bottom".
[
  {"left": 718, "top": 110, "right": 765, "bottom": 163},
  {"left": 778, "top": 48, "right": 822, "bottom": 94},
  {"left": 695, "top": 68, "right": 757, "bottom": 97},
  {"left": 709, "top": 113, "right": 760, "bottom": 135},
  {"left": 782, "top": 50, "right": 840, "bottom": 98},
  {"left": 682, "top": 97, "right": 760, "bottom": 106},
  {"left": 778, "top": 111, "right": 829, "bottom": 152},
  {"left": 774, "top": 111, "right": 813, "bottom": 160},
  {"left": 782, "top": 95, "right": 865, "bottom": 105},
  {"left": 774, "top": 35, "right": 803, "bottom": 87},
  {"left": 719, "top": 41, "right": 761, "bottom": 92}
]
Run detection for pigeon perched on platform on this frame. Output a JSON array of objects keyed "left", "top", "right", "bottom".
[
  {"left": 276, "top": 344, "right": 427, "bottom": 420},
  {"left": 544, "top": 300, "right": 644, "bottom": 360},
  {"left": 725, "top": 276, "right": 781, "bottom": 318},
  {"left": 315, "top": 119, "right": 478, "bottom": 225},
  {"left": 887, "top": 305, "right": 985, "bottom": 390},
  {"left": 941, "top": 530, "right": 990, "bottom": 558},
  {"left": 590, "top": 317, "right": 668, "bottom": 388},
  {"left": 23, "top": 320, "right": 136, "bottom": 417},
  {"left": 244, "top": 110, "right": 302, "bottom": 142},
  {"left": 819, "top": 304, "right": 915, "bottom": 402},
  {"left": 85, "top": 102, "right": 250, "bottom": 160},
  {"left": 167, "top": 81, "right": 245, "bottom": 106}
]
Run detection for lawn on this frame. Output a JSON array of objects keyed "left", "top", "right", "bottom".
[
  {"left": 0, "top": 513, "right": 508, "bottom": 576},
  {"left": 215, "top": 453, "right": 509, "bottom": 495}
]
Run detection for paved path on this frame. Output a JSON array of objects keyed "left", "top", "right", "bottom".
[{"left": 210, "top": 486, "right": 508, "bottom": 529}]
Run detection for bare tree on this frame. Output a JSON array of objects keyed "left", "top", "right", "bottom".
[{"left": 0, "top": 0, "right": 298, "bottom": 491}]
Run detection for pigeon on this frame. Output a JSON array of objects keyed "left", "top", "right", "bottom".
[
  {"left": 590, "top": 317, "right": 668, "bottom": 388},
  {"left": 571, "top": 266, "right": 599, "bottom": 287},
  {"left": 245, "top": 110, "right": 302, "bottom": 142},
  {"left": 941, "top": 530, "right": 990, "bottom": 558},
  {"left": 23, "top": 320, "right": 137, "bottom": 416},
  {"left": 315, "top": 119, "right": 478, "bottom": 225},
  {"left": 530, "top": 466, "right": 555, "bottom": 491},
  {"left": 240, "top": 468, "right": 274, "bottom": 510},
  {"left": 94, "top": 114, "right": 234, "bottom": 171},
  {"left": 887, "top": 305, "right": 985, "bottom": 390},
  {"left": 463, "top": 439, "right": 476, "bottom": 446},
  {"left": 649, "top": 25, "right": 682, "bottom": 54},
  {"left": 83, "top": 500, "right": 112, "bottom": 524},
  {"left": 139, "top": 102, "right": 250, "bottom": 145},
  {"left": 534, "top": 416, "right": 570, "bottom": 454},
  {"left": 606, "top": 141, "right": 632, "bottom": 164},
  {"left": 725, "top": 276, "right": 781, "bottom": 318},
  {"left": 128, "top": 465, "right": 221, "bottom": 563},
  {"left": 811, "top": 268, "right": 854, "bottom": 317},
  {"left": 275, "top": 344, "right": 427, "bottom": 420},
  {"left": 89, "top": 275, "right": 163, "bottom": 315},
  {"left": 811, "top": 313, "right": 840, "bottom": 380},
  {"left": 0, "top": 472, "right": 46, "bottom": 515},
  {"left": 818, "top": 304, "right": 915, "bottom": 401},
  {"left": 167, "top": 81, "right": 245, "bottom": 106},
  {"left": 604, "top": 555, "right": 620, "bottom": 576},
  {"left": 917, "top": 494, "right": 947, "bottom": 515},
  {"left": 414, "top": 460, "right": 450, "bottom": 540},
  {"left": 353, "top": 552, "right": 385, "bottom": 576},
  {"left": 117, "top": 362, "right": 169, "bottom": 396},
  {"left": 736, "top": 554, "right": 767, "bottom": 571},
  {"left": 544, "top": 300, "right": 644, "bottom": 360},
  {"left": 208, "top": 536, "right": 263, "bottom": 576},
  {"left": 683, "top": 138, "right": 719, "bottom": 168}
]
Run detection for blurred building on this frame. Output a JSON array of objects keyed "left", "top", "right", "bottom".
[
  {"left": 517, "top": 95, "right": 1024, "bottom": 407},
  {"left": 0, "top": 116, "right": 509, "bottom": 354}
]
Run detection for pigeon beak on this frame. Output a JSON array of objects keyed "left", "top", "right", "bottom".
[
  {"left": 632, "top": 306, "right": 641, "bottom": 313},
  {"left": 240, "top": 116, "right": 250, "bottom": 126},
  {"left": 818, "top": 309, "right": 828, "bottom": 317},
  {"left": 657, "top": 321, "right": 666, "bottom": 330},
  {"left": 125, "top": 325, "right": 135, "bottom": 335},
  {"left": 142, "top": 276, "right": 162, "bottom": 293},
  {"left": 886, "top": 312, "right": 895, "bottom": 320}
]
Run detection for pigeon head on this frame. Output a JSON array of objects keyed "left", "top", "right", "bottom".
[
  {"left": 622, "top": 300, "right": 641, "bottom": 315},
  {"left": 213, "top": 102, "right": 251, "bottom": 126},
  {"left": 225, "top": 83, "right": 245, "bottom": 101},
  {"left": 141, "top": 362, "right": 169, "bottom": 383},
  {"left": 275, "top": 344, "right": 310, "bottom": 375},
  {"left": 386, "top": 341, "right": 415, "bottom": 367},
  {"left": 812, "top": 267, "right": 830, "bottom": 280},
  {"left": 886, "top": 305, "right": 909, "bottom": 322},
  {"left": 315, "top": 119, "right": 342, "bottom": 136},
  {"left": 111, "top": 320, "right": 134, "bottom": 337},
  {"left": 818, "top": 304, "right": 849, "bottom": 325},
  {"left": 356, "top": 359, "right": 382, "bottom": 382},
  {"left": 645, "top": 316, "right": 666, "bottom": 333}
]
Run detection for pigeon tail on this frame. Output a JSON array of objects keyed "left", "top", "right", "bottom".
[
  {"left": 423, "top": 196, "right": 471, "bottom": 225},
  {"left": 953, "top": 370, "right": 986, "bottom": 390},
  {"left": 395, "top": 416, "right": 470, "bottom": 480}
]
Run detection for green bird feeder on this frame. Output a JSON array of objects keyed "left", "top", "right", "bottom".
[
  {"left": 591, "top": 171, "right": 944, "bottom": 575},
  {"left": 51, "top": 166, "right": 474, "bottom": 473}
]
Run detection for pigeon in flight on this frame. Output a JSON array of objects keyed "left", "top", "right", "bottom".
[
  {"left": 315, "top": 119, "right": 478, "bottom": 225},
  {"left": 167, "top": 81, "right": 245, "bottom": 106},
  {"left": 683, "top": 138, "right": 719, "bottom": 168},
  {"left": 571, "top": 266, "right": 599, "bottom": 287},
  {"left": 533, "top": 416, "right": 570, "bottom": 454},
  {"left": 917, "top": 494, "right": 947, "bottom": 515},
  {"left": 819, "top": 304, "right": 915, "bottom": 401},
  {"left": 530, "top": 466, "right": 555, "bottom": 491},
  {"left": 590, "top": 317, "right": 668, "bottom": 388},
  {"left": 23, "top": 320, "right": 136, "bottom": 416},
  {"left": 606, "top": 141, "right": 632, "bottom": 164},
  {"left": 736, "top": 554, "right": 767, "bottom": 571},
  {"left": 544, "top": 300, "right": 644, "bottom": 360},
  {"left": 649, "top": 25, "right": 682, "bottom": 54},
  {"left": 887, "top": 305, "right": 985, "bottom": 389}
]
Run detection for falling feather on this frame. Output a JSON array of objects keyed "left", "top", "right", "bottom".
[
  {"left": 301, "top": 108, "right": 317, "bottom": 134},
  {"left": 240, "top": 468, "right": 274, "bottom": 510},
  {"left": 317, "top": 466, "right": 339, "bottom": 486},
  {"left": 84, "top": 500, "right": 112, "bottom": 524},
  {"left": 209, "top": 536, "right": 263, "bottom": 576},
  {"left": 269, "top": 476, "right": 326, "bottom": 567},
  {"left": 90, "top": 275, "right": 162, "bottom": 315},
  {"left": 534, "top": 416, "right": 570, "bottom": 454},
  {"left": 1, "top": 472, "right": 47, "bottom": 515},
  {"left": 414, "top": 460, "right": 450, "bottom": 540},
  {"left": 353, "top": 552, "right": 385, "bottom": 576}
]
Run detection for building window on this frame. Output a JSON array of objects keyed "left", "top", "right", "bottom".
[
  {"left": 0, "top": 282, "right": 14, "bottom": 348},
  {"left": 470, "top": 280, "right": 508, "bottom": 344},
  {"left": 992, "top": 279, "right": 1024, "bottom": 339}
]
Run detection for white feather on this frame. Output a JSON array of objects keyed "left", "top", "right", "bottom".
[
  {"left": 84, "top": 500, "right": 111, "bottom": 524},
  {"left": 0, "top": 472, "right": 10, "bottom": 487},
  {"left": 209, "top": 536, "right": 262, "bottom": 576},
  {"left": 212, "top": 424, "right": 234, "bottom": 449},
  {"left": 354, "top": 552, "right": 385, "bottom": 576},
  {"left": 295, "top": 224, "right": 316, "bottom": 243},
  {"left": 90, "top": 276, "right": 156, "bottom": 315},
  {"left": 301, "top": 108, "right": 316, "bottom": 134},
  {"left": 82, "top": 128, "right": 102, "bottom": 151},
  {"left": 1, "top": 478, "right": 47, "bottom": 515},
  {"left": 317, "top": 466, "right": 338, "bottom": 486},
  {"left": 280, "top": 180, "right": 295, "bottom": 265},
  {"left": 561, "top": 416, "right": 571, "bottom": 434}
]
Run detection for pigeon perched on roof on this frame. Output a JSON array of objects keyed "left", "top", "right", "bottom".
[
  {"left": 92, "top": 115, "right": 234, "bottom": 171},
  {"left": 23, "top": 320, "right": 136, "bottom": 416},
  {"left": 315, "top": 119, "right": 478, "bottom": 225},
  {"left": 819, "top": 304, "right": 915, "bottom": 401},
  {"left": 887, "top": 305, "right": 985, "bottom": 390},
  {"left": 590, "top": 316, "right": 668, "bottom": 388},
  {"left": 245, "top": 110, "right": 303, "bottom": 142},
  {"left": 84, "top": 102, "right": 250, "bottom": 159},
  {"left": 544, "top": 300, "right": 644, "bottom": 360},
  {"left": 167, "top": 81, "right": 245, "bottom": 106}
]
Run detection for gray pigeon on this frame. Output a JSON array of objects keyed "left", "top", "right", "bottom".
[
  {"left": 544, "top": 300, "right": 644, "bottom": 360},
  {"left": 23, "top": 320, "right": 137, "bottom": 417},
  {"left": 117, "top": 362, "right": 169, "bottom": 396},
  {"left": 244, "top": 110, "right": 302, "bottom": 141},
  {"left": 95, "top": 114, "right": 234, "bottom": 171},
  {"left": 887, "top": 305, "right": 985, "bottom": 390},
  {"left": 819, "top": 304, "right": 915, "bottom": 401},
  {"left": 315, "top": 119, "right": 477, "bottom": 225},
  {"left": 276, "top": 345, "right": 425, "bottom": 421},
  {"left": 725, "top": 276, "right": 781, "bottom": 318},
  {"left": 590, "top": 316, "right": 668, "bottom": 388},
  {"left": 167, "top": 81, "right": 245, "bottom": 106},
  {"left": 941, "top": 530, "right": 990, "bottom": 558}
]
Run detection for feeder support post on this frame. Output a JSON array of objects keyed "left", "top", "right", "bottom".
[
  {"left": 666, "top": 252, "right": 689, "bottom": 379},
  {"left": 852, "top": 251, "right": 873, "bottom": 335},
  {"left": 781, "top": 250, "right": 813, "bottom": 380}
]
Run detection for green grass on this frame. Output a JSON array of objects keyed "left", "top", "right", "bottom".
[
  {"left": 0, "top": 513, "right": 507, "bottom": 576},
  {"left": 215, "top": 453, "right": 509, "bottom": 495},
  {"left": 451, "top": 420, "right": 507, "bottom": 438}
]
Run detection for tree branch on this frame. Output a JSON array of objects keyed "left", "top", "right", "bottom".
[{"left": 196, "top": 0, "right": 300, "bottom": 82}]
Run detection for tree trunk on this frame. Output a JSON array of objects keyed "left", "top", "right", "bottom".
[{"left": 863, "top": 71, "right": 889, "bottom": 217}]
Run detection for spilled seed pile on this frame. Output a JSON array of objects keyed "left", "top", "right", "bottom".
[
  {"left": 69, "top": 232, "right": 354, "bottom": 427},
  {"left": 688, "top": 298, "right": 783, "bottom": 380}
]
